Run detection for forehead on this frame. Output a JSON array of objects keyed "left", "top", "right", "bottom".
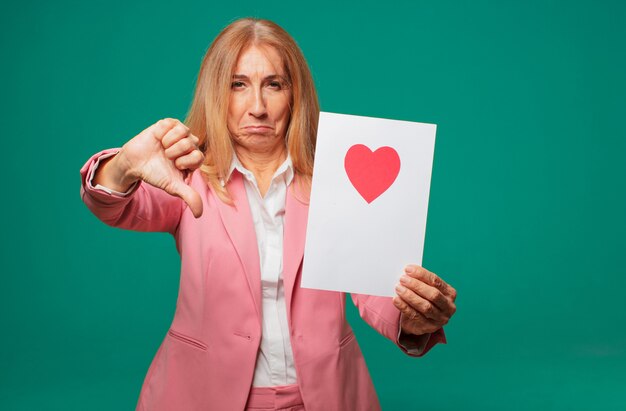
[{"left": 234, "top": 45, "right": 286, "bottom": 75}]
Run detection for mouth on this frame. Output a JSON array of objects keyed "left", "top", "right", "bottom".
[{"left": 243, "top": 125, "right": 274, "bottom": 133}]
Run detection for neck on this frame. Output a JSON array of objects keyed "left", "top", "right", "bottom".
[{"left": 235, "top": 144, "right": 288, "bottom": 196}]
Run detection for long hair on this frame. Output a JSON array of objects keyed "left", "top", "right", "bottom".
[{"left": 185, "top": 18, "right": 319, "bottom": 203}]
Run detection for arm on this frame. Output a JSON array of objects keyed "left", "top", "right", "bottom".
[
  {"left": 80, "top": 149, "right": 184, "bottom": 234},
  {"left": 79, "top": 118, "right": 205, "bottom": 233},
  {"left": 350, "top": 293, "right": 446, "bottom": 357}
]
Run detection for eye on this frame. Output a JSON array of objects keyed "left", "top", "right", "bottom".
[
  {"left": 231, "top": 81, "right": 245, "bottom": 89},
  {"left": 268, "top": 80, "right": 283, "bottom": 90}
]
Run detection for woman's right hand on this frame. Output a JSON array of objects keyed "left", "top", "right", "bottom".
[{"left": 93, "top": 118, "right": 205, "bottom": 218}]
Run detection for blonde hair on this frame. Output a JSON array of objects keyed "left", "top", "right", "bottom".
[{"left": 185, "top": 18, "right": 319, "bottom": 203}]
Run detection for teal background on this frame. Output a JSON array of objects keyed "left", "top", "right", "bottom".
[{"left": 1, "top": 0, "right": 625, "bottom": 409}]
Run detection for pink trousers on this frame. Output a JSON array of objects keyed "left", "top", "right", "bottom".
[{"left": 244, "top": 384, "right": 305, "bottom": 411}]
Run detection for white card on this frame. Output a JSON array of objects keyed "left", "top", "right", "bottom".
[{"left": 301, "top": 112, "right": 437, "bottom": 297}]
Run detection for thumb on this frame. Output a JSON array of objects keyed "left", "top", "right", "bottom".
[{"left": 170, "top": 180, "right": 203, "bottom": 218}]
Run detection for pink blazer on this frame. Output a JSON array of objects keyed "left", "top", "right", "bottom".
[{"left": 80, "top": 149, "right": 445, "bottom": 411}]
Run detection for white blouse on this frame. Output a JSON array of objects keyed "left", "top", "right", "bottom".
[{"left": 227, "top": 155, "right": 297, "bottom": 387}]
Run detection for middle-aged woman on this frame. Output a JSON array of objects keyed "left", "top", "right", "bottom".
[{"left": 80, "top": 17, "right": 457, "bottom": 411}]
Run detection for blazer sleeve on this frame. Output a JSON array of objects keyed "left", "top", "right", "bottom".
[
  {"left": 79, "top": 148, "right": 184, "bottom": 235},
  {"left": 350, "top": 293, "right": 446, "bottom": 357}
]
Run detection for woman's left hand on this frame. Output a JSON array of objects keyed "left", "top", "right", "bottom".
[{"left": 393, "top": 265, "right": 457, "bottom": 336}]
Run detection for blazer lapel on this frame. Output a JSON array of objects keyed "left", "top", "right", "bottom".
[
  {"left": 214, "top": 172, "right": 262, "bottom": 323},
  {"left": 283, "top": 179, "right": 310, "bottom": 314}
]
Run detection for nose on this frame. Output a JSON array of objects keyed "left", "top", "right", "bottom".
[{"left": 248, "top": 88, "right": 267, "bottom": 118}]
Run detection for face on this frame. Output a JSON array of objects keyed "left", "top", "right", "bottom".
[{"left": 227, "top": 45, "right": 292, "bottom": 155}]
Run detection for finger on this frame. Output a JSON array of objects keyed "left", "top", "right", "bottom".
[
  {"left": 399, "top": 312, "right": 441, "bottom": 335},
  {"left": 400, "top": 274, "right": 456, "bottom": 316},
  {"left": 393, "top": 296, "right": 442, "bottom": 333},
  {"left": 151, "top": 118, "right": 179, "bottom": 140},
  {"left": 161, "top": 122, "right": 190, "bottom": 149},
  {"left": 174, "top": 150, "right": 205, "bottom": 171},
  {"left": 164, "top": 137, "right": 197, "bottom": 160},
  {"left": 392, "top": 295, "right": 421, "bottom": 321},
  {"left": 405, "top": 265, "right": 456, "bottom": 300},
  {"left": 169, "top": 180, "right": 203, "bottom": 218},
  {"left": 395, "top": 283, "right": 448, "bottom": 324}
]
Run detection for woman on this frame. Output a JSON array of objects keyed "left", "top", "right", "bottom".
[{"left": 80, "top": 17, "right": 457, "bottom": 411}]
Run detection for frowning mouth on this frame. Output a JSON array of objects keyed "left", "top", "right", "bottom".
[{"left": 243, "top": 125, "right": 274, "bottom": 133}]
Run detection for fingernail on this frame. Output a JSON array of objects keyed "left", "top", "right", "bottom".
[
  {"left": 395, "top": 284, "right": 406, "bottom": 293},
  {"left": 405, "top": 266, "right": 415, "bottom": 274},
  {"left": 400, "top": 275, "right": 409, "bottom": 284}
]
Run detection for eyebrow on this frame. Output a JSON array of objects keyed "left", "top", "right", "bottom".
[{"left": 232, "top": 74, "right": 289, "bottom": 82}]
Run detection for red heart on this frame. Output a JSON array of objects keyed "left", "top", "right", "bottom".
[{"left": 344, "top": 144, "right": 401, "bottom": 203}]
